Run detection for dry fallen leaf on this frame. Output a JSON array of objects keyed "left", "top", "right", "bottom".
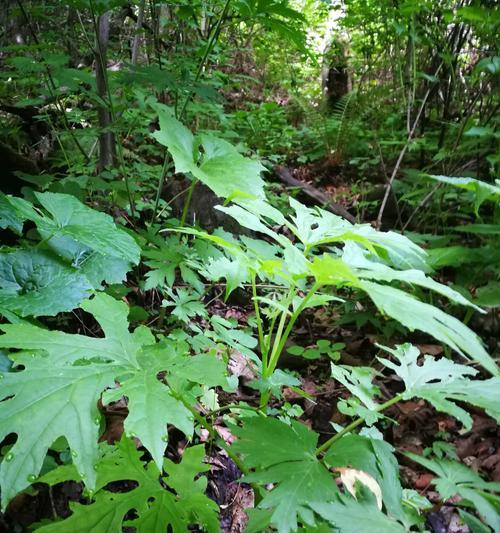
[
  {"left": 334, "top": 467, "right": 383, "bottom": 509},
  {"left": 416, "top": 344, "right": 444, "bottom": 356},
  {"left": 228, "top": 350, "right": 257, "bottom": 382}
]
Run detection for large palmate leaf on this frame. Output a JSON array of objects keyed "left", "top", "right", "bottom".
[
  {"left": 284, "top": 198, "right": 428, "bottom": 271},
  {"left": 103, "top": 370, "right": 193, "bottom": 468},
  {"left": 310, "top": 496, "right": 405, "bottom": 533},
  {"left": 0, "top": 191, "right": 23, "bottom": 234},
  {"left": 7, "top": 192, "right": 140, "bottom": 265},
  {"left": 36, "top": 438, "right": 219, "bottom": 533},
  {"left": 0, "top": 294, "right": 144, "bottom": 507},
  {"left": 152, "top": 103, "right": 265, "bottom": 199},
  {"left": 0, "top": 249, "right": 91, "bottom": 316},
  {"left": 343, "top": 242, "right": 481, "bottom": 311},
  {"left": 1, "top": 192, "right": 140, "bottom": 315},
  {"left": 178, "top": 196, "right": 496, "bottom": 374},
  {"left": 324, "top": 434, "right": 407, "bottom": 524},
  {"left": 232, "top": 417, "right": 338, "bottom": 533},
  {"left": 378, "top": 344, "right": 500, "bottom": 428},
  {"left": 406, "top": 454, "right": 500, "bottom": 532},
  {"left": 0, "top": 293, "right": 224, "bottom": 508},
  {"left": 0, "top": 193, "right": 140, "bottom": 304},
  {"left": 232, "top": 418, "right": 409, "bottom": 532},
  {"left": 143, "top": 234, "right": 204, "bottom": 292},
  {"left": 425, "top": 174, "right": 500, "bottom": 213},
  {"left": 360, "top": 281, "right": 498, "bottom": 375},
  {"left": 229, "top": 197, "right": 428, "bottom": 271}
]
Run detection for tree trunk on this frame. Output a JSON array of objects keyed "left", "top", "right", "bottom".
[
  {"left": 95, "top": 11, "right": 116, "bottom": 171},
  {"left": 131, "top": 0, "right": 145, "bottom": 64}
]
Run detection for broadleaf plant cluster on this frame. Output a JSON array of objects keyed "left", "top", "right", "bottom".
[{"left": 0, "top": 104, "right": 499, "bottom": 532}]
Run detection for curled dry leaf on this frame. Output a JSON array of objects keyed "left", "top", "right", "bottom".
[
  {"left": 215, "top": 424, "right": 236, "bottom": 445},
  {"left": 334, "top": 467, "right": 383, "bottom": 510},
  {"left": 228, "top": 350, "right": 257, "bottom": 382}
]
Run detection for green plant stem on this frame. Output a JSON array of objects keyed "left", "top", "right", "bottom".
[
  {"left": 259, "top": 284, "right": 321, "bottom": 410},
  {"left": 259, "top": 300, "right": 290, "bottom": 410},
  {"left": 264, "top": 297, "right": 293, "bottom": 379},
  {"left": 171, "top": 0, "right": 231, "bottom": 227},
  {"left": 251, "top": 272, "right": 267, "bottom": 368},
  {"left": 172, "top": 391, "right": 248, "bottom": 475},
  {"left": 315, "top": 394, "right": 403, "bottom": 457},
  {"left": 462, "top": 307, "right": 474, "bottom": 326},
  {"left": 150, "top": 154, "right": 170, "bottom": 225},
  {"left": 268, "top": 284, "right": 321, "bottom": 376},
  {"left": 179, "top": 177, "right": 197, "bottom": 227}
]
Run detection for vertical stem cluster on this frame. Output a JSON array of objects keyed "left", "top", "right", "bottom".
[{"left": 252, "top": 282, "right": 322, "bottom": 410}]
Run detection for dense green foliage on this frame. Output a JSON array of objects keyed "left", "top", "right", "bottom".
[{"left": 0, "top": 0, "right": 498, "bottom": 531}]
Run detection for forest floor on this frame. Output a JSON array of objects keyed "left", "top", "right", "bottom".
[{"left": 3, "top": 165, "right": 499, "bottom": 533}]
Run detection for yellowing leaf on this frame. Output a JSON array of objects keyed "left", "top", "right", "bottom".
[{"left": 336, "top": 467, "right": 383, "bottom": 510}]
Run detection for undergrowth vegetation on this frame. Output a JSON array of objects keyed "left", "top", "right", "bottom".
[{"left": 0, "top": 1, "right": 499, "bottom": 532}]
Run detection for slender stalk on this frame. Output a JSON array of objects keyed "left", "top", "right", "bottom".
[
  {"left": 150, "top": 154, "right": 170, "bottom": 225},
  {"left": 15, "top": 0, "right": 89, "bottom": 163},
  {"left": 251, "top": 272, "right": 267, "bottom": 369},
  {"left": 315, "top": 394, "right": 403, "bottom": 457},
  {"left": 268, "top": 284, "right": 321, "bottom": 377},
  {"left": 171, "top": 390, "right": 248, "bottom": 475},
  {"left": 259, "top": 284, "right": 321, "bottom": 410},
  {"left": 164, "top": 0, "right": 231, "bottom": 227},
  {"left": 89, "top": 1, "right": 136, "bottom": 218},
  {"left": 259, "top": 303, "right": 290, "bottom": 410},
  {"left": 263, "top": 312, "right": 278, "bottom": 360},
  {"left": 179, "top": 177, "right": 197, "bottom": 227},
  {"left": 264, "top": 293, "right": 293, "bottom": 378}
]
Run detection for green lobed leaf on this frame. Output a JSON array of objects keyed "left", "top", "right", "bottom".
[
  {"left": 0, "top": 359, "right": 118, "bottom": 509},
  {"left": 7, "top": 192, "right": 140, "bottom": 265},
  {"left": 324, "top": 434, "right": 407, "bottom": 523},
  {"left": 0, "top": 249, "right": 92, "bottom": 316},
  {"left": 343, "top": 242, "right": 482, "bottom": 311},
  {"left": 36, "top": 437, "right": 219, "bottom": 533},
  {"left": 232, "top": 417, "right": 338, "bottom": 532},
  {"left": 330, "top": 365, "right": 380, "bottom": 411},
  {"left": 378, "top": 343, "right": 500, "bottom": 428},
  {"left": 310, "top": 496, "right": 405, "bottom": 533},
  {"left": 474, "top": 281, "right": 500, "bottom": 307},
  {"left": 103, "top": 372, "right": 193, "bottom": 469},
  {"left": 0, "top": 293, "right": 224, "bottom": 509},
  {"left": 360, "top": 281, "right": 498, "bottom": 375},
  {"left": 152, "top": 103, "right": 265, "bottom": 200},
  {"left": 286, "top": 198, "right": 428, "bottom": 270},
  {"left": 425, "top": 175, "right": 500, "bottom": 213},
  {"left": 0, "top": 191, "right": 23, "bottom": 234},
  {"left": 426, "top": 245, "right": 500, "bottom": 269},
  {"left": 405, "top": 454, "right": 500, "bottom": 532}
]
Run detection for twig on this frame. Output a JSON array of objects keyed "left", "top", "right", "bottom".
[
  {"left": 402, "top": 183, "right": 442, "bottom": 232},
  {"left": 375, "top": 65, "right": 442, "bottom": 229},
  {"left": 15, "top": 0, "right": 89, "bottom": 163},
  {"left": 274, "top": 165, "right": 356, "bottom": 223}
]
